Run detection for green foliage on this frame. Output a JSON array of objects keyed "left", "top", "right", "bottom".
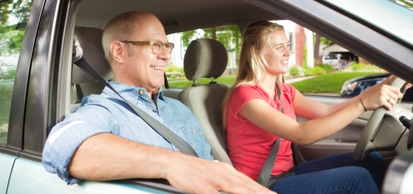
[
  {"left": 0, "top": 25, "right": 24, "bottom": 53},
  {"left": 289, "top": 65, "right": 300, "bottom": 77},
  {"left": 320, "top": 36, "right": 332, "bottom": 46},
  {"left": 290, "top": 64, "right": 334, "bottom": 77},
  {"left": 291, "top": 72, "right": 380, "bottom": 93},
  {"left": 181, "top": 30, "right": 196, "bottom": 47},
  {"left": 346, "top": 62, "right": 383, "bottom": 71},
  {"left": 0, "top": 80, "right": 14, "bottom": 143},
  {"left": 165, "top": 65, "right": 184, "bottom": 78},
  {"left": 0, "top": 0, "right": 31, "bottom": 54},
  {"left": 11, "top": 0, "right": 32, "bottom": 24},
  {"left": 302, "top": 43, "right": 308, "bottom": 68},
  {"left": 180, "top": 24, "right": 242, "bottom": 62},
  {"left": 318, "top": 64, "right": 334, "bottom": 72},
  {"left": 0, "top": 2, "right": 11, "bottom": 24},
  {"left": 0, "top": 0, "right": 32, "bottom": 25},
  {"left": 304, "top": 66, "right": 325, "bottom": 76},
  {"left": 0, "top": 69, "right": 16, "bottom": 80},
  {"left": 165, "top": 65, "right": 183, "bottom": 73},
  {"left": 168, "top": 72, "right": 381, "bottom": 94}
]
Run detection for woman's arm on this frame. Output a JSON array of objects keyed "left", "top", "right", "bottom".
[
  {"left": 294, "top": 75, "right": 401, "bottom": 120},
  {"left": 239, "top": 83, "right": 402, "bottom": 145}
]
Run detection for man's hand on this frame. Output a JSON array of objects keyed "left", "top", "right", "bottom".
[{"left": 164, "top": 154, "right": 277, "bottom": 194}]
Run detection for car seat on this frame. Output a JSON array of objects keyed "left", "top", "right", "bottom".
[
  {"left": 71, "top": 27, "right": 112, "bottom": 110},
  {"left": 178, "top": 38, "right": 232, "bottom": 164}
]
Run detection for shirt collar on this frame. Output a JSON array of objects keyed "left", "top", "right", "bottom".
[{"left": 104, "top": 81, "right": 166, "bottom": 102}]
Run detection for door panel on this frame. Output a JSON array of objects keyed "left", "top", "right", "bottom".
[
  {"left": 294, "top": 117, "right": 365, "bottom": 163},
  {"left": 7, "top": 157, "right": 179, "bottom": 194},
  {"left": 0, "top": 153, "right": 16, "bottom": 194}
]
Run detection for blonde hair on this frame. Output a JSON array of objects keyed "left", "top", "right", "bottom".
[{"left": 222, "top": 21, "right": 285, "bottom": 130}]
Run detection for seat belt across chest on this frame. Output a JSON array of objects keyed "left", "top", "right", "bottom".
[{"left": 74, "top": 56, "right": 199, "bottom": 157}]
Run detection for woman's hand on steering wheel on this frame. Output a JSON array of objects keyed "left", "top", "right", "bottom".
[{"left": 358, "top": 75, "right": 403, "bottom": 111}]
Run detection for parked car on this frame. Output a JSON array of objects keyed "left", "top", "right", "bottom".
[
  {"left": 322, "top": 53, "right": 343, "bottom": 70},
  {"left": 1, "top": 0, "right": 413, "bottom": 193},
  {"left": 340, "top": 73, "right": 413, "bottom": 102}
]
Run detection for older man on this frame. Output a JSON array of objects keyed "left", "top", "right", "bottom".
[{"left": 42, "top": 11, "right": 275, "bottom": 194}]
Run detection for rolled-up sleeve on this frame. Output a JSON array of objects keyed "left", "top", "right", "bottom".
[{"left": 42, "top": 101, "right": 116, "bottom": 184}]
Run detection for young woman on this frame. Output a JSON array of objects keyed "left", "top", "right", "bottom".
[{"left": 224, "top": 21, "right": 403, "bottom": 193}]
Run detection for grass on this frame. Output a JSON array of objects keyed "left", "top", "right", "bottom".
[
  {"left": 290, "top": 72, "right": 382, "bottom": 93},
  {"left": 168, "top": 72, "right": 381, "bottom": 94}
]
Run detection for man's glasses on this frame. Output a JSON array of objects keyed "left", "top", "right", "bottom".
[{"left": 121, "top": 40, "right": 174, "bottom": 54}]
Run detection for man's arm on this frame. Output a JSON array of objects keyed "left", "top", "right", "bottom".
[{"left": 69, "top": 133, "right": 276, "bottom": 194}]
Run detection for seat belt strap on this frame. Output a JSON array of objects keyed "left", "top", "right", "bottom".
[
  {"left": 257, "top": 137, "right": 280, "bottom": 186},
  {"left": 74, "top": 57, "right": 199, "bottom": 157},
  {"left": 257, "top": 82, "right": 284, "bottom": 186}
]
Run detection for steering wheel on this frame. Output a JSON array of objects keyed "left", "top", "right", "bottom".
[{"left": 353, "top": 77, "right": 407, "bottom": 161}]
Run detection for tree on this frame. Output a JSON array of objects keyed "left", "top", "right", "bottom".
[
  {"left": 0, "top": 0, "right": 32, "bottom": 54},
  {"left": 180, "top": 24, "right": 242, "bottom": 60},
  {"left": 313, "top": 34, "right": 333, "bottom": 65}
]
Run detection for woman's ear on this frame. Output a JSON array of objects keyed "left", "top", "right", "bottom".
[{"left": 110, "top": 41, "right": 126, "bottom": 64}]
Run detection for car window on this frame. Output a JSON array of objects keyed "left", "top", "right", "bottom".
[
  {"left": 166, "top": 24, "right": 241, "bottom": 88},
  {"left": 0, "top": 0, "right": 31, "bottom": 144},
  {"left": 164, "top": 21, "right": 389, "bottom": 101}
]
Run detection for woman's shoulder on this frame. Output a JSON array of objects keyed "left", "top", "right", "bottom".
[
  {"left": 234, "top": 83, "right": 260, "bottom": 92},
  {"left": 281, "top": 83, "right": 297, "bottom": 100},
  {"left": 233, "top": 84, "right": 261, "bottom": 96},
  {"left": 232, "top": 83, "right": 269, "bottom": 102},
  {"left": 281, "top": 83, "right": 297, "bottom": 92}
]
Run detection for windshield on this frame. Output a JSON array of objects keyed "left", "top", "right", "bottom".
[{"left": 324, "top": 0, "right": 413, "bottom": 45}]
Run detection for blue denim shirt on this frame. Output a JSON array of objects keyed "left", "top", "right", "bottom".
[{"left": 42, "top": 81, "right": 214, "bottom": 184}]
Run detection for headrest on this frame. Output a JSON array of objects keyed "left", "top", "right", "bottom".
[
  {"left": 72, "top": 27, "right": 113, "bottom": 84},
  {"left": 183, "top": 38, "right": 228, "bottom": 81}
]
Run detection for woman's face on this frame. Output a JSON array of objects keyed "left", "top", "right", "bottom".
[{"left": 262, "top": 30, "right": 291, "bottom": 75}]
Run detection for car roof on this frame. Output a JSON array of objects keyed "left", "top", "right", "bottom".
[{"left": 76, "top": 0, "right": 283, "bottom": 34}]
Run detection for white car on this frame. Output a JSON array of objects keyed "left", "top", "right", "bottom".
[{"left": 322, "top": 53, "right": 342, "bottom": 69}]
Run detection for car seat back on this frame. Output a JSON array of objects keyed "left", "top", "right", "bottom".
[
  {"left": 178, "top": 38, "right": 231, "bottom": 164},
  {"left": 71, "top": 27, "right": 112, "bottom": 110}
]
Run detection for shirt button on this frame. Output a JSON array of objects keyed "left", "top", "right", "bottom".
[
  {"left": 192, "top": 130, "right": 196, "bottom": 135},
  {"left": 139, "top": 90, "right": 144, "bottom": 94}
]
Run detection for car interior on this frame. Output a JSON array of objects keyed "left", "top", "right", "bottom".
[
  {"left": 66, "top": 0, "right": 413, "bottom": 165},
  {"left": 48, "top": 0, "right": 413, "bottom": 191},
  {"left": 71, "top": 27, "right": 112, "bottom": 111},
  {"left": 72, "top": 26, "right": 233, "bottom": 163},
  {"left": 68, "top": 0, "right": 288, "bottom": 168},
  {"left": 2, "top": 0, "right": 413, "bottom": 193}
]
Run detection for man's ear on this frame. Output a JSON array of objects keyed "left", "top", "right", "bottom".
[{"left": 110, "top": 41, "right": 126, "bottom": 64}]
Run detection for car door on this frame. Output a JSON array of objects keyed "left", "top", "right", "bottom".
[
  {"left": 1, "top": 0, "right": 181, "bottom": 193},
  {"left": 0, "top": 0, "right": 28, "bottom": 192},
  {"left": 0, "top": 153, "right": 16, "bottom": 194}
]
